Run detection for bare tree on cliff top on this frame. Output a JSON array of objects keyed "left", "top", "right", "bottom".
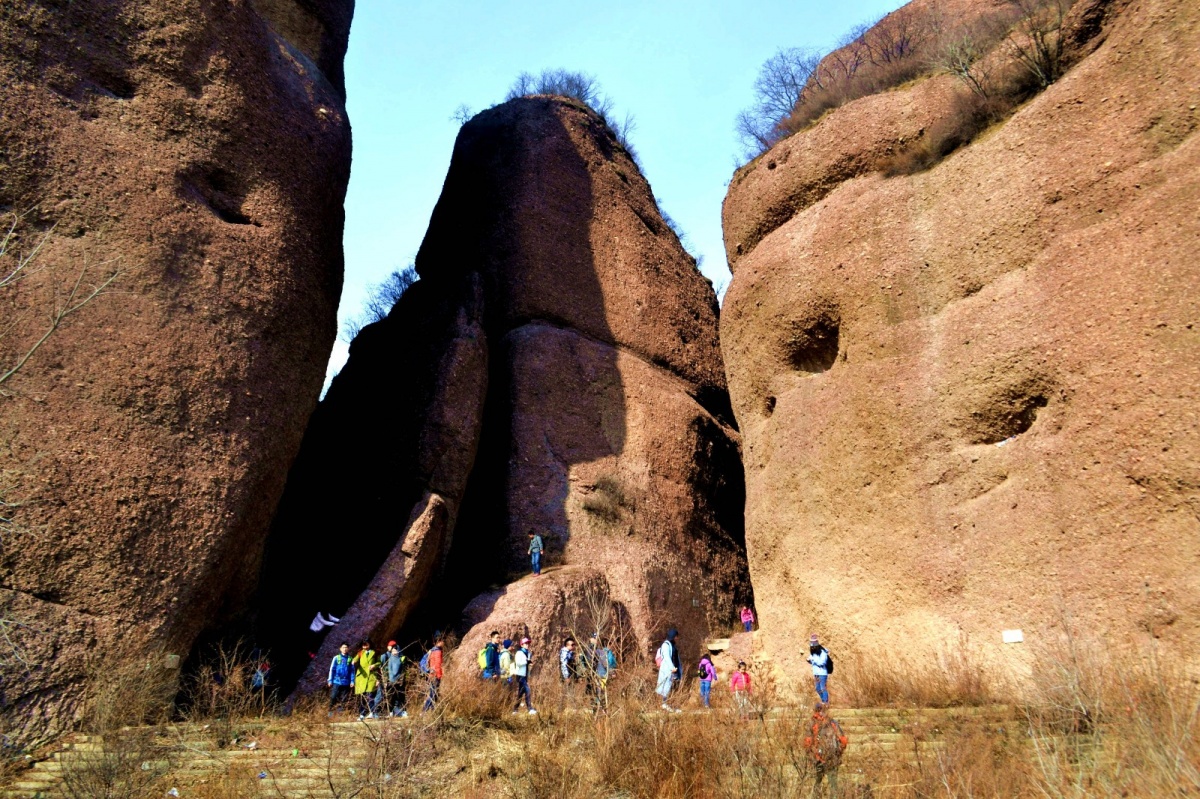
[{"left": 341, "top": 264, "right": 418, "bottom": 342}]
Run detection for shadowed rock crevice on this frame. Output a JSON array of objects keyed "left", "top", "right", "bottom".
[{"left": 254, "top": 97, "right": 751, "bottom": 694}]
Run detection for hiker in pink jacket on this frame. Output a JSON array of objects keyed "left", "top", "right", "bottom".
[
  {"left": 740, "top": 606, "right": 755, "bottom": 633},
  {"left": 730, "top": 660, "right": 752, "bottom": 716}
]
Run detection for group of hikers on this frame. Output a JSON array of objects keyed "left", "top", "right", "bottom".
[{"left": 324, "top": 610, "right": 848, "bottom": 795}]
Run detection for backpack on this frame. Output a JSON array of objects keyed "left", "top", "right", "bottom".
[
  {"left": 477, "top": 646, "right": 489, "bottom": 670},
  {"left": 810, "top": 716, "right": 847, "bottom": 767},
  {"left": 418, "top": 650, "right": 431, "bottom": 674},
  {"left": 655, "top": 652, "right": 663, "bottom": 668},
  {"left": 825, "top": 651, "right": 834, "bottom": 675},
  {"left": 606, "top": 649, "right": 617, "bottom": 670}
]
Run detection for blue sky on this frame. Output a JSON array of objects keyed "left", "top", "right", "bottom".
[{"left": 327, "top": 0, "right": 907, "bottom": 385}]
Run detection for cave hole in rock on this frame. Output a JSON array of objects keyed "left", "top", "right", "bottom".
[
  {"left": 179, "top": 166, "right": 259, "bottom": 226},
  {"left": 783, "top": 314, "right": 840, "bottom": 375},
  {"left": 970, "top": 392, "right": 1050, "bottom": 445}
]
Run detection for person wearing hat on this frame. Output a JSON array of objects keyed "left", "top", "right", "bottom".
[
  {"left": 808, "top": 634, "right": 832, "bottom": 704},
  {"left": 512, "top": 637, "right": 536, "bottom": 714},
  {"left": 656, "top": 629, "right": 681, "bottom": 712},
  {"left": 499, "top": 638, "right": 516, "bottom": 683},
  {"left": 378, "top": 640, "right": 407, "bottom": 717}
]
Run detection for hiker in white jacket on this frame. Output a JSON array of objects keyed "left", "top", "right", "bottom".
[{"left": 656, "top": 629, "right": 681, "bottom": 712}]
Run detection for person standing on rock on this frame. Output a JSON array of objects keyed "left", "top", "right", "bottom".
[
  {"left": 481, "top": 630, "right": 502, "bottom": 679},
  {"left": 808, "top": 634, "right": 832, "bottom": 704},
  {"left": 512, "top": 637, "right": 536, "bottom": 714},
  {"left": 352, "top": 639, "right": 381, "bottom": 719},
  {"left": 656, "top": 629, "right": 681, "bottom": 712},
  {"left": 421, "top": 634, "right": 445, "bottom": 712},
  {"left": 740, "top": 605, "right": 756, "bottom": 633},
  {"left": 528, "top": 530, "right": 544, "bottom": 575},
  {"left": 327, "top": 642, "right": 354, "bottom": 714},
  {"left": 499, "top": 639, "right": 515, "bottom": 683}
]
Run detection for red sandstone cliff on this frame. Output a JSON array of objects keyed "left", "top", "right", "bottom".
[
  {"left": 721, "top": 0, "right": 1199, "bottom": 688},
  {"left": 0, "top": 0, "right": 353, "bottom": 739},
  {"left": 263, "top": 98, "right": 751, "bottom": 694}
]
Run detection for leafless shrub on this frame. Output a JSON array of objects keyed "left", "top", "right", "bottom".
[
  {"left": 0, "top": 210, "right": 121, "bottom": 393},
  {"left": 581, "top": 475, "right": 630, "bottom": 526},
  {"left": 59, "top": 652, "right": 178, "bottom": 799},
  {"left": 1005, "top": 0, "right": 1074, "bottom": 89},
  {"left": 178, "top": 639, "right": 279, "bottom": 752},
  {"left": 342, "top": 264, "right": 418, "bottom": 341},
  {"left": 735, "top": 48, "right": 822, "bottom": 155},
  {"left": 505, "top": 69, "right": 640, "bottom": 164}
]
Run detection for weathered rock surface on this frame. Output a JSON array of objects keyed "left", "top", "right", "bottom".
[
  {"left": 0, "top": 0, "right": 353, "bottom": 739},
  {"left": 267, "top": 98, "right": 751, "bottom": 690},
  {"left": 721, "top": 0, "right": 1200, "bottom": 688}
]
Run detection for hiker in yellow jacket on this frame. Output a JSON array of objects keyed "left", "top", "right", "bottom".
[{"left": 352, "top": 639, "right": 381, "bottom": 720}]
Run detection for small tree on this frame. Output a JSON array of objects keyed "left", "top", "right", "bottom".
[
  {"left": 505, "top": 69, "right": 639, "bottom": 161},
  {"left": 0, "top": 213, "right": 120, "bottom": 392},
  {"left": 1004, "top": 0, "right": 1074, "bottom": 88},
  {"left": 735, "top": 48, "right": 821, "bottom": 156},
  {"left": 341, "top": 264, "right": 418, "bottom": 341}
]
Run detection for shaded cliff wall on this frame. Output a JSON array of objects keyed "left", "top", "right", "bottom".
[
  {"left": 262, "top": 97, "right": 751, "bottom": 692},
  {"left": 721, "top": 0, "right": 1199, "bottom": 689},
  {"left": 0, "top": 0, "right": 353, "bottom": 738}
]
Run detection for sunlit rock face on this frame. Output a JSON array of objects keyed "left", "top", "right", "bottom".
[
  {"left": 263, "top": 97, "right": 752, "bottom": 694},
  {"left": 0, "top": 0, "right": 353, "bottom": 738},
  {"left": 721, "top": 0, "right": 1200, "bottom": 687}
]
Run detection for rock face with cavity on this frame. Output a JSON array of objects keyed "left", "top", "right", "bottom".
[
  {"left": 265, "top": 97, "right": 751, "bottom": 693},
  {"left": 0, "top": 0, "right": 353, "bottom": 739},
  {"left": 721, "top": 0, "right": 1199, "bottom": 689}
]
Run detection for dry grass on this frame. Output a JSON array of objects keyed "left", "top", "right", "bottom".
[
  {"left": 841, "top": 638, "right": 1000, "bottom": 708},
  {"left": 29, "top": 632, "right": 1200, "bottom": 798}
]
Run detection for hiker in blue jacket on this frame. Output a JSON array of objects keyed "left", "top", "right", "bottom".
[
  {"left": 327, "top": 642, "right": 353, "bottom": 713},
  {"left": 377, "top": 640, "right": 408, "bottom": 717},
  {"left": 528, "top": 530, "right": 544, "bottom": 575}
]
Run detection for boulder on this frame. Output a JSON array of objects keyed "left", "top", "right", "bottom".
[
  {"left": 721, "top": 0, "right": 1200, "bottom": 688},
  {"left": 0, "top": 0, "right": 352, "bottom": 739},
  {"left": 268, "top": 98, "right": 751, "bottom": 692}
]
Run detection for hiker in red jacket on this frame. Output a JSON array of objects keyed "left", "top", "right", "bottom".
[
  {"left": 422, "top": 634, "right": 445, "bottom": 712},
  {"left": 740, "top": 605, "right": 755, "bottom": 633}
]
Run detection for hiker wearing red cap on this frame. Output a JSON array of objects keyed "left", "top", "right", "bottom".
[
  {"left": 808, "top": 634, "right": 832, "bottom": 704},
  {"left": 512, "top": 637, "right": 536, "bottom": 714},
  {"left": 378, "top": 640, "right": 407, "bottom": 717}
]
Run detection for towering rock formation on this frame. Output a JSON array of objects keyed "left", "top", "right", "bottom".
[
  {"left": 0, "top": 0, "right": 353, "bottom": 738},
  {"left": 263, "top": 97, "right": 750, "bottom": 693},
  {"left": 721, "top": 0, "right": 1199, "bottom": 688}
]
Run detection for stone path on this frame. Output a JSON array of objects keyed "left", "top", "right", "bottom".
[{"left": 5, "top": 704, "right": 1031, "bottom": 798}]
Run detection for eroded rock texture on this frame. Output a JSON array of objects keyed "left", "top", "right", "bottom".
[
  {"left": 722, "top": 0, "right": 1199, "bottom": 687},
  {"left": 0, "top": 0, "right": 353, "bottom": 738},
  {"left": 267, "top": 98, "right": 750, "bottom": 691}
]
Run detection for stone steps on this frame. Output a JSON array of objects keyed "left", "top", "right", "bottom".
[{"left": 2, "top": 705, "right": 1052, "bottom": 798}]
